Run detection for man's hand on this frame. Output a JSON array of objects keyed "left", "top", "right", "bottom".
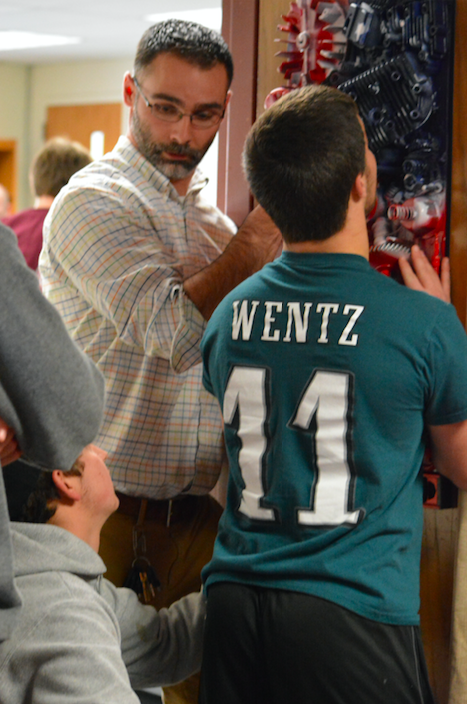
[
  {"left": 234, "top": 205, "right": 283, "bottom": 269},
  {"left": 0, "top": 419, "right": 21, "bottom": 466},
  {"left": 184, "top": 205, "right": 282, "bottom": 321},
  {"left": 399, "top": 244, "right": 451, "bottom": 303}
]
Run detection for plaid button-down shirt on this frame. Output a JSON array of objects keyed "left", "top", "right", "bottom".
[{"left": 40, "top": 136, "right": 236, "bottom": 499}]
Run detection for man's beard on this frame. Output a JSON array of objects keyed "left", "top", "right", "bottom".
[{"left": 131, "top": 109, "right": 212, "bottom": 181}]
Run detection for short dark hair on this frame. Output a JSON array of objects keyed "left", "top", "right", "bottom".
[
  {"left": 134, "top": 19, "right": 233, "bottom": 87},
  {"left": 21, "top": 459, "right": 84, "bottom": 524},
  {"left": 32, "top": 138, "right": 92, "bottom": 198},
  {"left": 243, "top": 85, "right": 366, "bottom": 243}
]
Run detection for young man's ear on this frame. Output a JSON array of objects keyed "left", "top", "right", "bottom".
[
  {"left": 52, "top": 469, "right": 82, "bottom": 503},
  {"left": 351, "top": 172, "right": 367, "bottom": 205}
]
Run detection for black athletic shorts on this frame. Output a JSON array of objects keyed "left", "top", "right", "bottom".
[{"left": 199, "top": 582, "right": 436, "bottom": 704}]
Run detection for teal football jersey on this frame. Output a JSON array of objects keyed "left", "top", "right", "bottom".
[{"left": 201, "top": 253, "right": 467, "bottom": 625}]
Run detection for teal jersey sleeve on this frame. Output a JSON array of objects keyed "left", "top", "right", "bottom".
[{"left": 425, "top": 304, "right": 467, "bottom": 425}]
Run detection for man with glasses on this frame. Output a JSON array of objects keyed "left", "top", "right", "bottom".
[{"left": 39, "top": 19, "right": 281, "bottom": 704}]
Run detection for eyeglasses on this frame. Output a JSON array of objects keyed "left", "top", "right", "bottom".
[{"left": 132, "top": 76, "right": 225, "bottom": 130}]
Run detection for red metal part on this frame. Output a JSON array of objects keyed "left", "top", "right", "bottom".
[{"left": 270, "top": 0, "right": 348, "bottom": 105}]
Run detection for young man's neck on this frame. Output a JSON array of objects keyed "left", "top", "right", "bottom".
[
  {"left": 48, "top": 510, "right": 103, "bottom": 553},
  {"left": 284, "top": 226, "right": 369, "bottom": 259},
  {"left": 284, "top": 194, "right": 370, "bottom": 258}
]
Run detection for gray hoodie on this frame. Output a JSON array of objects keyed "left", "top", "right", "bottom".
[
  {"left": 0, "top": 523, "right": 205, "bottom": 703},
  {"left": 0, "top": 222, "right": 105, "bottom": 639}
]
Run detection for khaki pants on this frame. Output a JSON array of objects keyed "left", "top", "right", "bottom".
[{"left": 99, "top": 494, "right": 223, "bottom": 704}]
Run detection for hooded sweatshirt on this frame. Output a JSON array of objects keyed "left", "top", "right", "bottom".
[
  {"left": 0, "top": 222, "right": 105, "bottom": 639},
  {"left": 0, "top": 523, "right": 205, "bottom": 704}
]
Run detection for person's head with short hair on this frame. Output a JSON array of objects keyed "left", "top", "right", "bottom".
[
  {"left": 243, "top": 85, "right": 375, "bottom": 244},
  {"left": 20, "top": 445, "right": 118, "bottom": 552},
  {"left": 133, "top": 19, "right": 233, "bottom": 88},
  {"left": 31, "top": 137, "right": 92, "bottom": 198},
  {"left": 22, "top": 459, "right": 84, "bottom": 524},
  {"left": 124, "top": 20, "right": 233, "bottom": 196}
]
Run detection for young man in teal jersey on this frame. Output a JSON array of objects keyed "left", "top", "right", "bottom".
[{"left": 198, "top": 85, "right": 467, "bottom": 704}]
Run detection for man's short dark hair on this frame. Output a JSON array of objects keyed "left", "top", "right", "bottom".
[
  {"left": 32, "top": 138, "right": 92, "bottom": 198},
  {"left": 243, "top": 85, "right": 366, "bottom": 243},
  {"left": 21, "top": 459, "right": 84, "bottom": 524},
  {"left": 134, "top": 19, "right": 233, "bottom": 87}
]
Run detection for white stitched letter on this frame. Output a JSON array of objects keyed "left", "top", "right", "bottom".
[
  {"left": 232, "top": 300, "right": 260, "bottom": 341},
  {"left": 284, "top": 302, "right": 313, "bottom": 342},
  {"left": 338, "top": 305, "right": 364, "bottom": 346},
  {"left": 261, "top": 302, "right": 283, "bottom": 342},
  {"left": 316, "top": 303, "right": 339, "bottom": 343}
]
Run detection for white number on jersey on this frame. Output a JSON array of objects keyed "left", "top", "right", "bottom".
[{"left": 223, "top": 366, "right": 362, "bottom": 527}]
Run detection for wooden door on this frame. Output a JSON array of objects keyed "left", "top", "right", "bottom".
[{"left": 46, "top": 103, "right": 122, "bottom": 156}]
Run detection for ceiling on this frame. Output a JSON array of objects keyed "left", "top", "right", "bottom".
[{"left": 0, "top": 0, "right": 222, "bottom": 64}]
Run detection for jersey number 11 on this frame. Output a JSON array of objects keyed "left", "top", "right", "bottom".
[{"left": 223, "top": 366, "right": 362, "bottom": 527}]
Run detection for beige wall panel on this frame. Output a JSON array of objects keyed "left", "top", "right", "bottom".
[{"left": 0, "top": 63, "right": 31, "bottom": 209}]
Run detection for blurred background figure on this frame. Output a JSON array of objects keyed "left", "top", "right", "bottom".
[
  {"left": 0, "top": 184, "right": 11, "bottom": 219},
  {"left": 2, "top": 138, "right": 92, "bottom": 271}
]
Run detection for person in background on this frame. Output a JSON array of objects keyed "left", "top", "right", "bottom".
[
  {"left": 0, "top": 184, "right": 11, "bottom": 219},
  {"left": 39, "top": 19, "right": 281, "bottom": 704},
  {"left": 0, "top": 221, "right": 105, "bottom": 641},
  {"left": 2, "top": 137, "right": 92, "bottom": 271},
  {"left": 0, "top": 444, "right": 205, "bottom": 704},
  {"left": 198, "top": 85, "right": 467, "bottom": 704}
]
